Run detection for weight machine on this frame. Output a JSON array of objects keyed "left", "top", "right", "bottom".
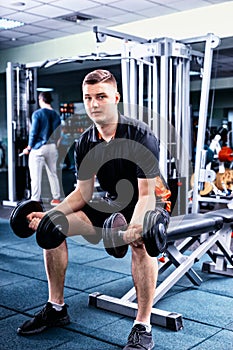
[
  {"left": 3, "top": 62, "right": 37, "bottom": 206},
  {"left": 93, "top": 26, "right": 220, "bottom": 215}
]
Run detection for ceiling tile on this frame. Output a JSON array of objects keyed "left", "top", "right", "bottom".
[
  {"left": 39, "top": 30, "right": 72, "bottom": 39},
  {"left": 0, "top": 7, "right": 15, "bottom": 16},
  {"left": 13, "top": 24, "right": 49, "bottom": 35},
  {"left": 86, "top": 17, "right": 120, "bottom": 27},
  {"left": 27, "top": 4, "right": 72, "bottom": 17},
  {"left": 54, "top": 0, "right": 99, "bottom": 11},
  {"left": 148, "top": 0, "right": 183, "bottom": 4},
  {"left": 111, "top": 0, "right": 157, "bottom": 12},
  {"left": 33, "top": 18, "right": 78, "bottom": 29},
  {"left": 0, "top": 0, "right": 41, "bottom": 11},
  {"left": 61, "top": 24, "right": 91, "bottom": 34},
  {"left": 110, "top": 12, "right": 147, "bottom": 24},
  {"left": 167, "top": 0, "right": 210, "bottom": 11},
  {"left": 89, "top": 0, "right": 121, "bottom": 3},
  {"left": 0, "top": 30, "right": 28, "bottom": 39},
  {"left": 4, "top": 12, "right": 46, "bottom": 24},
  {"left": 18, "top": 34, "right": 51, "bottom": 43},
  {"left": 80, "top": 4, "right": 127, "bottom": 17},
  {"left": 139, "top": 4, "right": 177, "bottom": 17}
]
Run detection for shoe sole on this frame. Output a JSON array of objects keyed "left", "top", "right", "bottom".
[
  {"left": 123, "top": 339, "right": 155, "bottom": 349},
  {"left": 17, "top": 316, "right": 70, "bottom": 336}
]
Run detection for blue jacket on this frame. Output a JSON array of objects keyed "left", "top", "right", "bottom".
[{"left": 28, "top": 108, "right": 61, "bottom": 149}]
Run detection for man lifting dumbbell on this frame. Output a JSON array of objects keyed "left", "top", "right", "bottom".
[{"left": 15, "top": 69, "right": 168, "bottom": 350}]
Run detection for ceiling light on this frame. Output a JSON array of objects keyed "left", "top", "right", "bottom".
[
  {"left": 37, "top": 87, "right": 54, "bottom": 92},
  {"left": 0, "top": 17, "right": 24, "bottom": 30}
]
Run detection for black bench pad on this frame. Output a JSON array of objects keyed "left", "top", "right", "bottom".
[
  {"left": 203, "top": 208, "right": 233, "bottom": 223},
  {"left": 167, "top": 213, "right": 223, "bottom": 242}
]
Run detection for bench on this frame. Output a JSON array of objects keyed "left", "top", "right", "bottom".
[{"left": 89, "top": 208, "right": 233, "bottom": 331}]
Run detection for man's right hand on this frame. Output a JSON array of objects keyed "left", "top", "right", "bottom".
[{"left": 27, "top": 212, "right": 46, "bottom": 231}]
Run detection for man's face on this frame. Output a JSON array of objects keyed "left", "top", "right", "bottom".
[{"left": 83, "top": 82, "right": 120, "bottom": 125}]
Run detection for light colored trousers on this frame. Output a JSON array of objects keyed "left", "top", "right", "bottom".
[{"left": 28, "top": 143, "right": 60, "bottom": 201}]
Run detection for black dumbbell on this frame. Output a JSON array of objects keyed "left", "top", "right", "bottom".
[
  {"left": 10, "top": 200, "right": 69, "bottom": 249},
  {"left": 102, "top": 207, "right": 170, "bottom": 258}
]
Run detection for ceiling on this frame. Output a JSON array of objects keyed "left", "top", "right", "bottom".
[
  {"left": 0, "top": 0, "right": 233, "bottom": 79},
  {"left": 0, "top": 0, "right": 230, "bottom": 50}
]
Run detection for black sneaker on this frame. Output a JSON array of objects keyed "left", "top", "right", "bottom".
[
  {"left": 123, "top": 324, "right": 154, "bottom": 349},
  {"left": 17, "top": 302, "right": 70, "bottom": 335}
]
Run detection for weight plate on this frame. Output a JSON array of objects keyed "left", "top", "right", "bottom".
[
  {"left": 36, "top": 210, "right": 69, "bottom": 249},
  {"left": 10, "top": 200, "right": 43, "bottom": 238},
  {"left": 102, "top": 212, "right": 128, "bottom": 258},
  {"left": 143, "top": 209, "right": 168, "bottom": 257}
]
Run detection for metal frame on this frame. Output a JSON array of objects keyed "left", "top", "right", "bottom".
[
  {"left": 93, "top": 27, "right": 220, "bottom": 215},
  {"left": 3, "top": 63, "right": 37, "bottom": 206},
  {"left": 89, "top": 211, "right": 233, "bottom": 331},
  {"left": 3, "top": 62, "right": 17, "bottom": 206},
  {"left": 190, "top": 34, "right": 221, "bottom": 213}
]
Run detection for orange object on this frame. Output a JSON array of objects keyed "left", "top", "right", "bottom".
[
  {"left": 158, "top": 256, "right": 166, "bottom": 263},
  {"left": 155, "top": 176, "right": 172, "bottom": 213},
  {"left": 218, "top": 146, "right": 233, "bottom": 162}
]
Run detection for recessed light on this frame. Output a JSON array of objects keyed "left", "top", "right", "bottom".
[{"left": 0, "top": 18, "right": 24, "bottom": 30}]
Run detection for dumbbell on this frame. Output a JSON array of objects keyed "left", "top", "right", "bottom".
[
  {"left": 102, "top": 207, "right": 170, "bottom": 258},
  {"left": 10, "top": 200, "right": 69, "bottom": 250}
]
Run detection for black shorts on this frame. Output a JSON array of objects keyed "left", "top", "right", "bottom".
[{"left": 81, "top": 198, "right": 135, "bottom": 244}]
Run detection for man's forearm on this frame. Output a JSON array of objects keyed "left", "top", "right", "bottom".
[
  {"left": 130, "top": 194, "right": 156, "bottom": 227},
  {"left": 49, "top": 188, "right": 87, "bottom": 216}
]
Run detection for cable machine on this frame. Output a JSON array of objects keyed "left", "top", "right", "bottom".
[
  {"left": 3, "top": 62, "right": 37, "bottom": 206},
  {"left": 94, "top": 27, "right": 220, "bottom": 215}
]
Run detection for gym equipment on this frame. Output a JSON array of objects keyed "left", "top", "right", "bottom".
[
  {"left": 10, "top": 200, "right": 69, "bottom": 249},
  {"left": 102, "top": 212, "right": 128, "bottom": 258},
  {"left": 103, "top": 208, "right": 169, "bottom": 258},
  {"left": 3, "top": 63, "right": 37, "bottom": 206},
  {"left": 10, "top": 200, "right": 43, "bottom": 238},
  {"left": 216, "top": 169, "right": 233, "bottom": 191},
  {"left": 218, "top": 146, "right": 233, "bottom": 162},
  {"left": 93, "top": 27, "right": 220, "bottom": 215},
  {"left": 89, "top": 208, "right": 233, "bottom": 331},
  {"left": 36, "top": 210, "right": 69, "bottom": 249}
]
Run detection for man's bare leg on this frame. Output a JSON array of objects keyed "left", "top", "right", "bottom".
[
  {"left": 131, "top": 245, "right": 158, "bottom": 324},
  {"left": 44, "top": 240, "right": 68, "bottom": 305},
  {"left": 43, "top": 211, "right": 97, "bottom": 304}
]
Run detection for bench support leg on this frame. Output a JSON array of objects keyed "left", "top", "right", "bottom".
[{"left": 89, "top": 292, "right": 183, "bottom": 331}]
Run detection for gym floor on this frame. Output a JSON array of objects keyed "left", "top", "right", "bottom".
[{"left": 0, "top": 170, "right": 233, "bottom": 349}]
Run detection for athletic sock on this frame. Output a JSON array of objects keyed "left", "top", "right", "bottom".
[
  {"left": 49, "top": 301, "right": 65, "bottom": 311},
  {"left": 133, "top": 320, "right": 152, "bottom": 333}
]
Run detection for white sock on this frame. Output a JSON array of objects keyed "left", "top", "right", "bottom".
[
  {"left": 133, "top": 320, "right": 151, "bottom": 333},
  {"left": 49, "top": 301, "right": 65, "bottom": 311}
]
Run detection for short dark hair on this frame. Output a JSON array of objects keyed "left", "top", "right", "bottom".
[
  {"left": 39, "top": 91, "right": 53, "bottom": 104},
  {"left": 82, "top": 69, "right": 117, "bottom": 90}
]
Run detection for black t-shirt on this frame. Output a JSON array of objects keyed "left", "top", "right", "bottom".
[{"left": 75, "top": 114, "right": 160, "bottom": 208}]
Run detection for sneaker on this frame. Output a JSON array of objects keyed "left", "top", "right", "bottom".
[
  {"left": 123, "top": 324, "right": 154, "bottom": 350},
  {"left": 50, "top": 199, "right": 61, "bottom": 206},
  {"left": 17, "top": 302, "right": 70, "bottom": 335}
]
